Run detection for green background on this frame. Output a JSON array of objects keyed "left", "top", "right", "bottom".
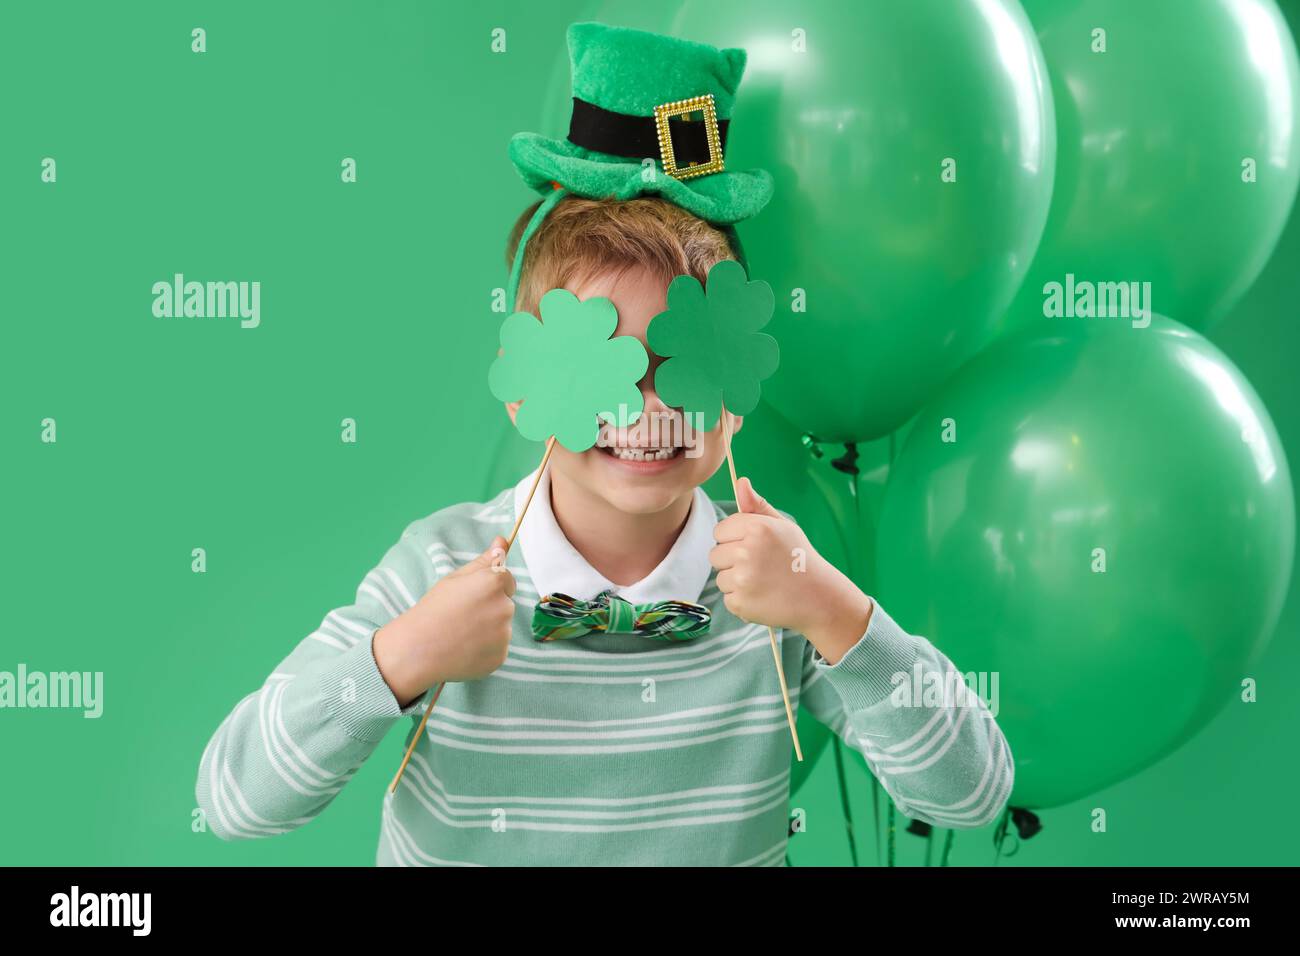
[{"left": 1, "top": 0, "right": 1297, "bottom": 865}]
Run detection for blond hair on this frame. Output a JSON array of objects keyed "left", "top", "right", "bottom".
[{"left": 505, "top": 195, "right": 736, "bottom": 316}]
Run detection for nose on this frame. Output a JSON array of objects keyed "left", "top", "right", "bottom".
[
  {"left": 638, "top": 358, "right": 675, "bottom": 417},
  {"left": 640, "top": 381, "right": 672, "bottom": 416}
]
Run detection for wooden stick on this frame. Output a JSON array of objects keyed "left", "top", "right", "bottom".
[
  {"left": 720, "top": 413, "right": 803, "bottom": 762},
  {"left": 506, "top": 436, "right": 556, "bottom": 552},
  {"left": 386, "top": 681, "right": 444, "bottom": 794},
  {"left": 389, "top": 436, "right": 557, "bottom": 794}
]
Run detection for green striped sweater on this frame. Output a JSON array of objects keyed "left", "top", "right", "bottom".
[{"left": 195, "top": 485, "right": 1013, "bottom": 865}]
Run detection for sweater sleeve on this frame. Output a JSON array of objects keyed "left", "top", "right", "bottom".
[
  {"left": 195, "top": 525, "right": 442, "bottom": 841},
  {"left": 795, "top": 597, "right": 1014, "bottom": 829}
]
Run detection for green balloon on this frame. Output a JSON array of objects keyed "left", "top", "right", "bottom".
[
  {"left": 627, "top": 0, "right": 1056, "bottom": 442},
  {"left": 876, "top": 316, "right": 1294, "bottom": 808},
  {"left": 1011, "top": 0, "right": 1300, "bottom": 332}
]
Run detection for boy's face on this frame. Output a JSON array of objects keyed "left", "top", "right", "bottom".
[{"left": 506, "top": 265, "right": 738, "bottom": 517}]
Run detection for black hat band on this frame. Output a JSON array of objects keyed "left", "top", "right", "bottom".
[{"left": 567, "top": 97, "right": 730, "bottom": 171}]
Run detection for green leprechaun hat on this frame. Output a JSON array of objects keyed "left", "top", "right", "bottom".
[{"left": 505, "top": 21, "right": 774, "bottom": 312}]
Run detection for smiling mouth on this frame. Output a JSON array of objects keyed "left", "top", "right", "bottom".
[
  {"left": 595, "top": 417, "right": 688, "bottom": 463},
  {"left": 598, "top": 444, "right": 684, "bottom": 462}
]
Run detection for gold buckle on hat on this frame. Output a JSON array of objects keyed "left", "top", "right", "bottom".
[{"left": 654, "top": 94, "right": 725, "bottom": 180}]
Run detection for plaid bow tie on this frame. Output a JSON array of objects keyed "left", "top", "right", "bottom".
[{"left": 531, "top": 590, "right": 711, "bottom": 642}]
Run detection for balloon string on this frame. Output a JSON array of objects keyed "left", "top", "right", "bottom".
[
  {"left": 887, "top": 802, "right": 897, "bottom": 867},
  {"left": 861, "top": 437, "right": 894, "bottom": 867},
  {"left": 886, "top": 435, "right": 898, "bottom": 868},
  {"left": 871, "top": 776, "right": 882, "bottom": 866},
  {"left": 831, "top": 734, "right": 859, "bottom": 867},
  {"left": 992, "top": 806, "right": 1013, "bottom": 865},
  {"left": 940, "top": 829, "right": 955, "bottom": 867},
  {"left": 816, "top": 443, "right": 870, "bottom": 868},
  {"left": 389, "top": 436, "right": 557, "bottom": 794}
]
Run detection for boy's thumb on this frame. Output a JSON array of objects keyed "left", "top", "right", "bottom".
[
  {"left": 736, "top": 477, "right": 782, "bottom": 519},
  {"left": 473, "top": 535, "right": 510, "bottom": 569}
]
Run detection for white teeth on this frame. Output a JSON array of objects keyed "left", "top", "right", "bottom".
[{"left": 608, "top": 446, "right": 677, "bottom": 462}]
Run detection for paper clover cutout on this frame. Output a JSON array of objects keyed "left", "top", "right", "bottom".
[
  {"left": 647, "top": 259, "right": 779, "bottom": 431},
  {"left": 488, "top": 288, "right": 648, "bottom": 452}
]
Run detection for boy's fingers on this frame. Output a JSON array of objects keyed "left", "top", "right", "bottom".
[
  {"left": 736, "top": 477, "right": 783, "bottom": 519},
  {"left": 495, "top": 568, "right": 517, "bottom": 598},
  {"left": 708, "top": 541, "right": 745, "bottom": 571},
  {"left": 734, "top": 477, "right": 760, "bottom": 515},
  {"left": 477, "top": 537, "right": 516, "bottom": 596},
  {"left": 469, "top": 536, "right": 510, "bottom": 572},
  {"left": 713, "top": 513, "right": 754, "bottom": 544}
]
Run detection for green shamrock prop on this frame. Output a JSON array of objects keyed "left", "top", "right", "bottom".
[
  {"left": 488, "top": 288, "right": 649, "bottom": 452},
  {"left": 647, "top": 259, "right": 779, "bottom": 430},
  {"left": 647, "top": 258, "right": 800, "bottom": 761}
]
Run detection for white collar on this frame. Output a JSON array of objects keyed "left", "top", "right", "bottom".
[{"left": 512, "top": 468, "right": 717, "bottom": 605}]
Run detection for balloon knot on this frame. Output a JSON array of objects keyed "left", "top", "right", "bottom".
[
  {"left": 830, "top": 442, "right": 860, "bottom": 475},
  {"left": 1010, "top": 807, "right": 1043, "bottom": 840}
]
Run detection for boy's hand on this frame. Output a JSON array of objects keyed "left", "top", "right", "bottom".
[
  {"left": 374, "top": 536, "right": 516, "bottom": 708},
  {"left": 710, "top": 478, "right": 873, "bottom": 665}
]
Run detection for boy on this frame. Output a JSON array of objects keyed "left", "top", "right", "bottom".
[{"left": 195, "top": 23, "right": 1012, "bottom": 866}]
